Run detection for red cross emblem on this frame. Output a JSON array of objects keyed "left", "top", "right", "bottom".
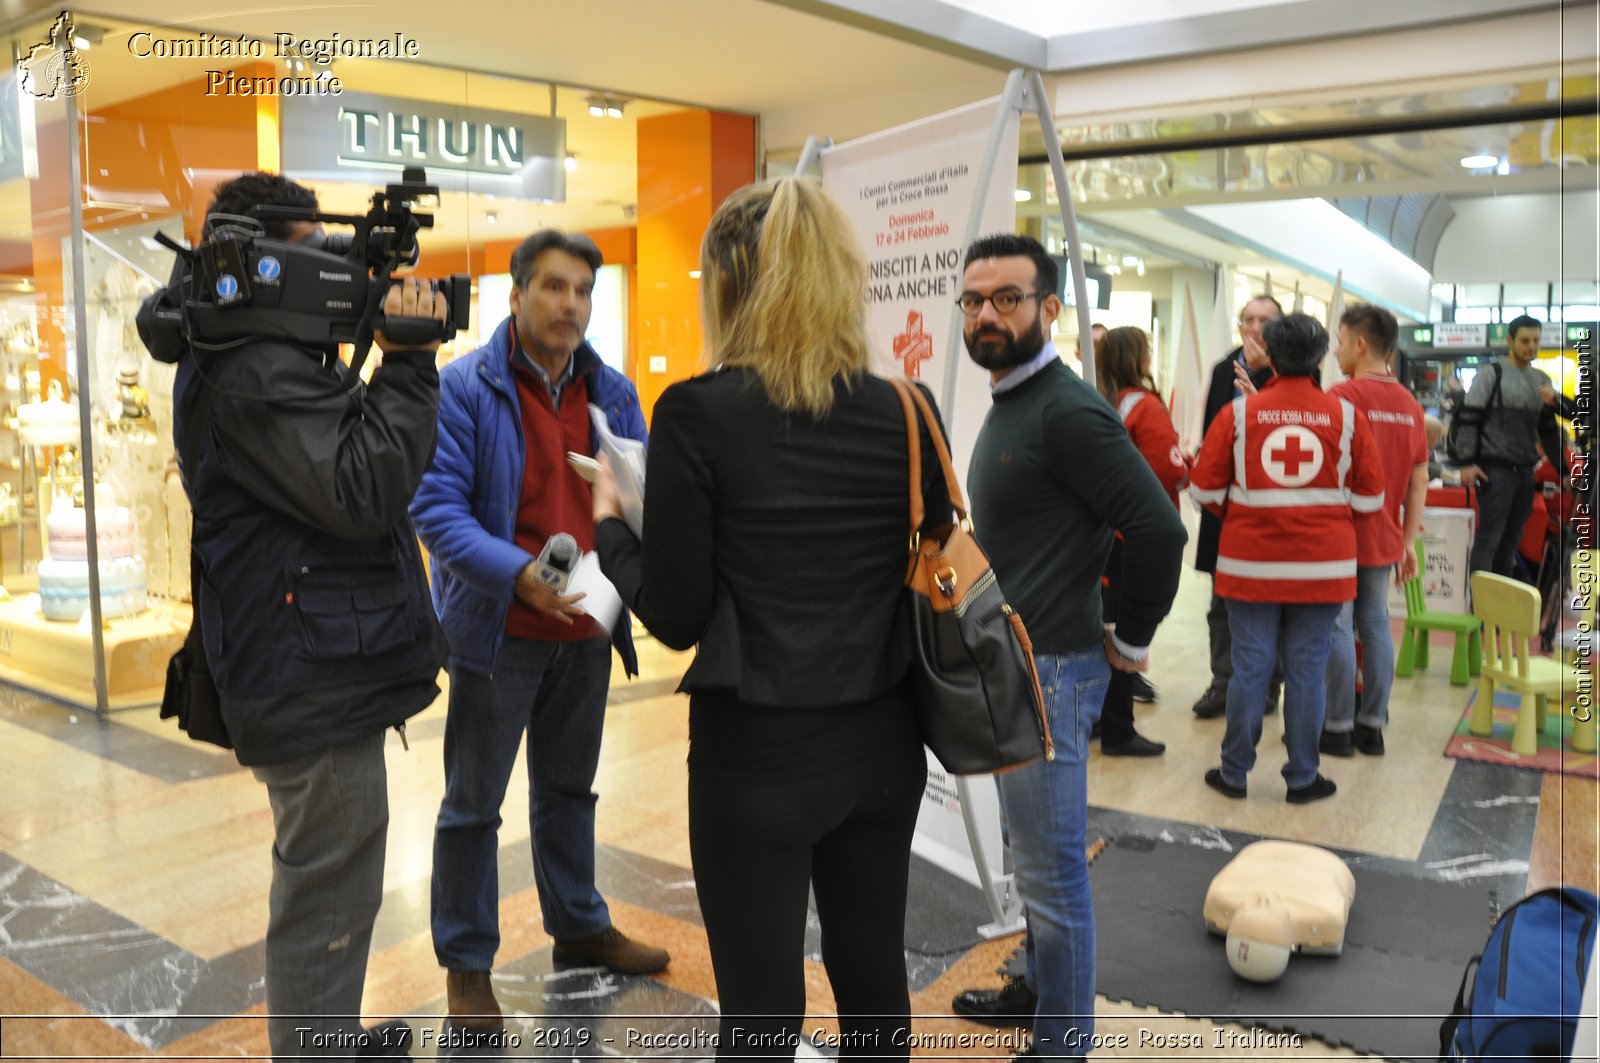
[
  {"left": 1260, "top": 425, "right": 1324, "bottom": 487},
  {"left": 893, "top": 310, "right": 934, "bottom": 379}
]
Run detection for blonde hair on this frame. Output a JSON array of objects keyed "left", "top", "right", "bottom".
[{"left": 700, "top": 177, "right": 873, "bottom": 416}]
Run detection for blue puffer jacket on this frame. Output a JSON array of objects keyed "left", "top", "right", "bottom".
[{"left": 410, "top": 317, "right": 647, "bottom": 676}]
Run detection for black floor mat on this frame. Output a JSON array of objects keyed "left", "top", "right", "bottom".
[{"left": 1090, "top": 835, "right": 1496, "bottom": 1061}]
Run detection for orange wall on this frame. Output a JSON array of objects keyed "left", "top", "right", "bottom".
[{"left": 635, "top": 111, "right": 756, "bottom": 421}]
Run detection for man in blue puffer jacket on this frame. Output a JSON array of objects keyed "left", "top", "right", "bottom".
[{"left": 409, "top": 230, "right": 665, "bottom": 1034}]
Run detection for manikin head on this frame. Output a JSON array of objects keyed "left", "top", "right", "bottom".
[{"left": 1226, "top": 895, "right": 1295, "bottom": 983}]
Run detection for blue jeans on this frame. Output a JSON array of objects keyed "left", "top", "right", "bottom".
[
  {"left": 1324, "top": 565, "right": 1395, "bottom": 733},
  {"left": 996, "top": 645, "right": 1108, "bottom": 1061},
  {"left": 432, "top": 636, "right": 613, "bottom": 970},
  {"left": 1221, "top": 600, "right": 1341, "bottom": 790}
]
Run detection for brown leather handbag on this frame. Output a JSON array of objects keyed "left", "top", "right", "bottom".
[{"left": 889, "top": 377, "right": 1052, "bottom": 775}]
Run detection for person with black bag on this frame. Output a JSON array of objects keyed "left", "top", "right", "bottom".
[
  {"left": 590, "top": 177, "right": 950, "bottom": 1060},
  {"left": 948, "top": 234, "right": 1187, "bottom": 1061},
  {"left": 139, "top": 172, "right": 448, "bottom": 1061},
  {"left": 1450, "top": 314, "right": 1567, "bottom": 577}
]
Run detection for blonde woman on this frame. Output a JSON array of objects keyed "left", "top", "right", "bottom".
[{"left": 592, "top": 177, "right": 950, "bottom": 1060}]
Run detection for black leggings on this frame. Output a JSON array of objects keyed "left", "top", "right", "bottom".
[{"left": 687, "top": 682, "right": 926, "bottom": 1061}]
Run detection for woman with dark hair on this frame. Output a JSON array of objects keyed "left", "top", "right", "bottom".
[
  {"left": 590, "top": 176, "right": 950, "bottom": 1059},
  {"left": 1092, "top": 326, "right": 1189, "bottom": 755}
]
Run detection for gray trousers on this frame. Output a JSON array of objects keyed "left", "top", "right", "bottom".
[{"left": 251, "top": 731, "right": 389, "bottom": 1062}]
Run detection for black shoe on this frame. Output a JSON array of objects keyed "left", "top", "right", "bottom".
[
  {"left": 357, "top": 1020, "right": 413, "bottom": 1058},
  {"left": 1354, "top": 724, "right": 1385, "bottom": 756},
  {"left": 1286, "top": 774, "right": 1338, "bottom": 804},
  {"left": 1131, "top": 673, "right": 1158, "bottom": 703},
  {"left": 1102, "top": 733, "right": 1166, "bottom": 757},
  {"left": 1319, "top": 729, "right": 1354, "bottom": 757},
  {"left": 1265, "top": 684, "right": 1281, "bottom": 715},
  {"left": 1204, "top": 768, "right": 1247, "bottom": 799},
  {"left": 952, "top": 977, "right": 1037, "bottom": 1026},
  {"left": 1193, "top": 686, "right": 1227, "bottom": 719}
]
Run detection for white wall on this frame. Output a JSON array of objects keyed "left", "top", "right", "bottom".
[{"left": 1432, "top": 191, "right": 1600, "bottom": 283}]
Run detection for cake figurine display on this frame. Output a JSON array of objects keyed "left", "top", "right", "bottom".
[
  {"left": 37, "top": 497, "right": 149, "bottom": 622},
  {"left": 17, "top": 380, "right": 79, "bottom": 447},
  {"left": 1203, "top": 840, "right": 1356, "bottom": 983}
]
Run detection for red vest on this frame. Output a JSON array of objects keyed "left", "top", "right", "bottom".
[{"left": 1189, "top": 376, "right": 1384, "bottom": 603}]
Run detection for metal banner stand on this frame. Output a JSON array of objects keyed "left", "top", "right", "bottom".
[{"left": 801, "top": 67, "right": 1097, "bottom": 940}]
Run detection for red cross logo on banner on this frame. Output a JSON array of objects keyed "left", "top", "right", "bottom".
[
  {"left": 1260, "top": 425, "right": 1324, "bottom": 487},
  {"left": 893, "top": 310, "right": 934, "bottom": 379}
]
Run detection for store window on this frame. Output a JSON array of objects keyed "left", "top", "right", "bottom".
[{"left": 0, "top": 13, "right": 753, "bottom": 710}]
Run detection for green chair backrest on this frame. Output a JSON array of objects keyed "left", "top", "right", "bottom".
[{"left": 1403, "top": 537, "right": 1427, "bottom": 617}]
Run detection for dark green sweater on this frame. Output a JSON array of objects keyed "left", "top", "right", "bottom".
[{"left": 967, "top": 359, "right": 1187, "bottom": 656}]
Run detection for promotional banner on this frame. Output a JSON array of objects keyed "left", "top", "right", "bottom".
[
  {"left": 821, "top": 98, "right": 1019, "bottom": 895},
  {"left": 821, "top": 96, "right": 1020, "bottom": 484}
]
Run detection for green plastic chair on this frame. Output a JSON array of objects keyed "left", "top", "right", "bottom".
[{"left": 1394, "top": 537, "right": 1482, "bottom": 685}]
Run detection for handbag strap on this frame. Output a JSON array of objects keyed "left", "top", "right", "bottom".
[{"left": 887, "top": 377, "right": 968, "bottom": 538}]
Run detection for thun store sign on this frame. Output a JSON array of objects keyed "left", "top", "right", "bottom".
[{"left": 281, "top": 90, "right": 566, "bottom": 201}]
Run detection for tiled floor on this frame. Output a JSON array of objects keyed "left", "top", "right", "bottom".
[{"left": 1, "top": 552, "right": 1595, "bottom": 1061}]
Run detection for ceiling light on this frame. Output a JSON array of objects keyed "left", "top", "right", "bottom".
[
  {"left": 485, "top": 211, "right": 498, "bottom": 224},
  {"left": 564, "top": 153, "right": 578, "bottom": 173},
  {"left": 585, "top": 94, "right": 627, "bottom": 119},
  {"left": 1460, "top": 154, "right": 1499, "bottom": 169},
  {"left": 1121, "top": 255, "right": 1141, "bottom": 266},
  {"left": 1014, "top": 189, "right": 1032, "bottom": 202},
  {"left": 688, "top": 270, "right": 701, "bottom": 279}
]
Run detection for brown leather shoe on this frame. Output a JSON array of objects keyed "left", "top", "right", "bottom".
[
  {"left": 445, "top": 969, "right": 503, "bottom": 1033},
  {"left": 552, "top": 926, "right": 670, "bottom": 975}
]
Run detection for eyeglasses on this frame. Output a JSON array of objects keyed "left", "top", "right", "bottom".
[{"left": 956, "top": 288, "right": 1046, "bottom": 317}]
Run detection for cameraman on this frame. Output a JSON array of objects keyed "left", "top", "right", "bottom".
[{"left": 141, "top": 172, "right": 447, "bottom": 1060}]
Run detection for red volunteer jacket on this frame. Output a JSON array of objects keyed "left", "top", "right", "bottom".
[
  {"left": 1189, "top": 376, "right": 1384, "bottom": 603},
  {"left": 1115, "top": 387, "right": 1189, "bottom": 510}
]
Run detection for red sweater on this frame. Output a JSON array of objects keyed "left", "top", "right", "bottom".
[
  {"left": 506, "top": 343, "right": 602, "bottom": 642},
  {"left": 1189, "top": 376, "right": 1384, "bottom": 603}
]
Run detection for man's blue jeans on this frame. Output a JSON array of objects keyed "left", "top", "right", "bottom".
[
  {"left": 1324, "top": 565, "right": 1396, "bottom": 733},
  {"left": 996, "top": 645, "right": 1108, "bottom": 1061},
  {"left": 432, "top": 636, "right": 613, "bottom": 970},
  {"left": 1469, "top": 464, "right": 1535, "bottom": 576},
  {"left": 1221, "top": 600, "right": 1341, "bottom": 791}
]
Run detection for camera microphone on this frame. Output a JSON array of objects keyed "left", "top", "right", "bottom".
[{"left": 533, "top": 533, "right": 580, "bottom": 595}]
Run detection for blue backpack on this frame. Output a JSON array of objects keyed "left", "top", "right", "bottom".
[{"left": 1440, "top": 886, "right": 1598, "bottom": 1061}]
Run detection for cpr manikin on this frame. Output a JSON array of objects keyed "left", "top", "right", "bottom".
[{"left": 1203, "top": 840, "right": 1356, "bottom": 983}]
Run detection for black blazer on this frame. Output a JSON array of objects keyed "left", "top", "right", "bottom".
[
  {"left": 597, "top": 366, "right": 950, "bottom": 707},
  {"left": 1195, "top": 347, "right": 1275, "bottom": 574}
]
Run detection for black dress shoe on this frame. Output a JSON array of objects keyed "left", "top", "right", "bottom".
[
  {"left": 952, "top": 977, "right": 1037, "bottom": 1026},
  {"left": 1204, "top": 767, "right": 1247, "bottom": 799},
  {"left": 1319, "top": 729, "right": 1355, "bottom": 757},
  {"left": 1102, "top": 733, "right": 1166, "bottom": 757},
  {"left": 1354, "top": 724, "right": 1385, "bottom": 756},
  {"left": 1131, "top": 673, "right": 1158, "bottom": 702},
  {"left": 1286, "top": 774, "right": 1338, "bottom": 804},
  {"left": 1193, "top": 685, "right": 1227, "bottom": 719}
]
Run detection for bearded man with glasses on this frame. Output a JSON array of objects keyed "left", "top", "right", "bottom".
[{"left": 947, "top": 233, "right": 1186, "bottom": 1060}]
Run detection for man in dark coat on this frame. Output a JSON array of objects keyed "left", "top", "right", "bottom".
[{"left": 1193, "top": 294, "right": 1284, "bottom": 719}]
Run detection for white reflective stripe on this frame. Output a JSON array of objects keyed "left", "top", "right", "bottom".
[
  {"left": 1350, "top": 491, "right": 1386, "bottom": 513},
  {"left": 1229, "top": 486, "right": 1355, "bottom": 507},
  {"left": 1217, "top": 556, "right": 1358, "bottom": 580},
  {"left": 1117, "top": 391, "right": 1145, "bottom": 422},
  {"left": 1190, "top": 485, "right": 1229, "bottom": 504},
  {"left": 1336, "top": 398, "right": 1355, "bottom": 491},
  {"left": 1232, "top": 394, "right": 1248, "bottom": 492}
]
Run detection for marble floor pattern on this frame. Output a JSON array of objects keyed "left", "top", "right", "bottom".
[{"left": 1, "top": 555, "right": 1596, "bottom": 1061}]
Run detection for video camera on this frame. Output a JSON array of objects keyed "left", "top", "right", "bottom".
[{"left": 139, "top": 167, "right": 471, "bottom": 377}]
